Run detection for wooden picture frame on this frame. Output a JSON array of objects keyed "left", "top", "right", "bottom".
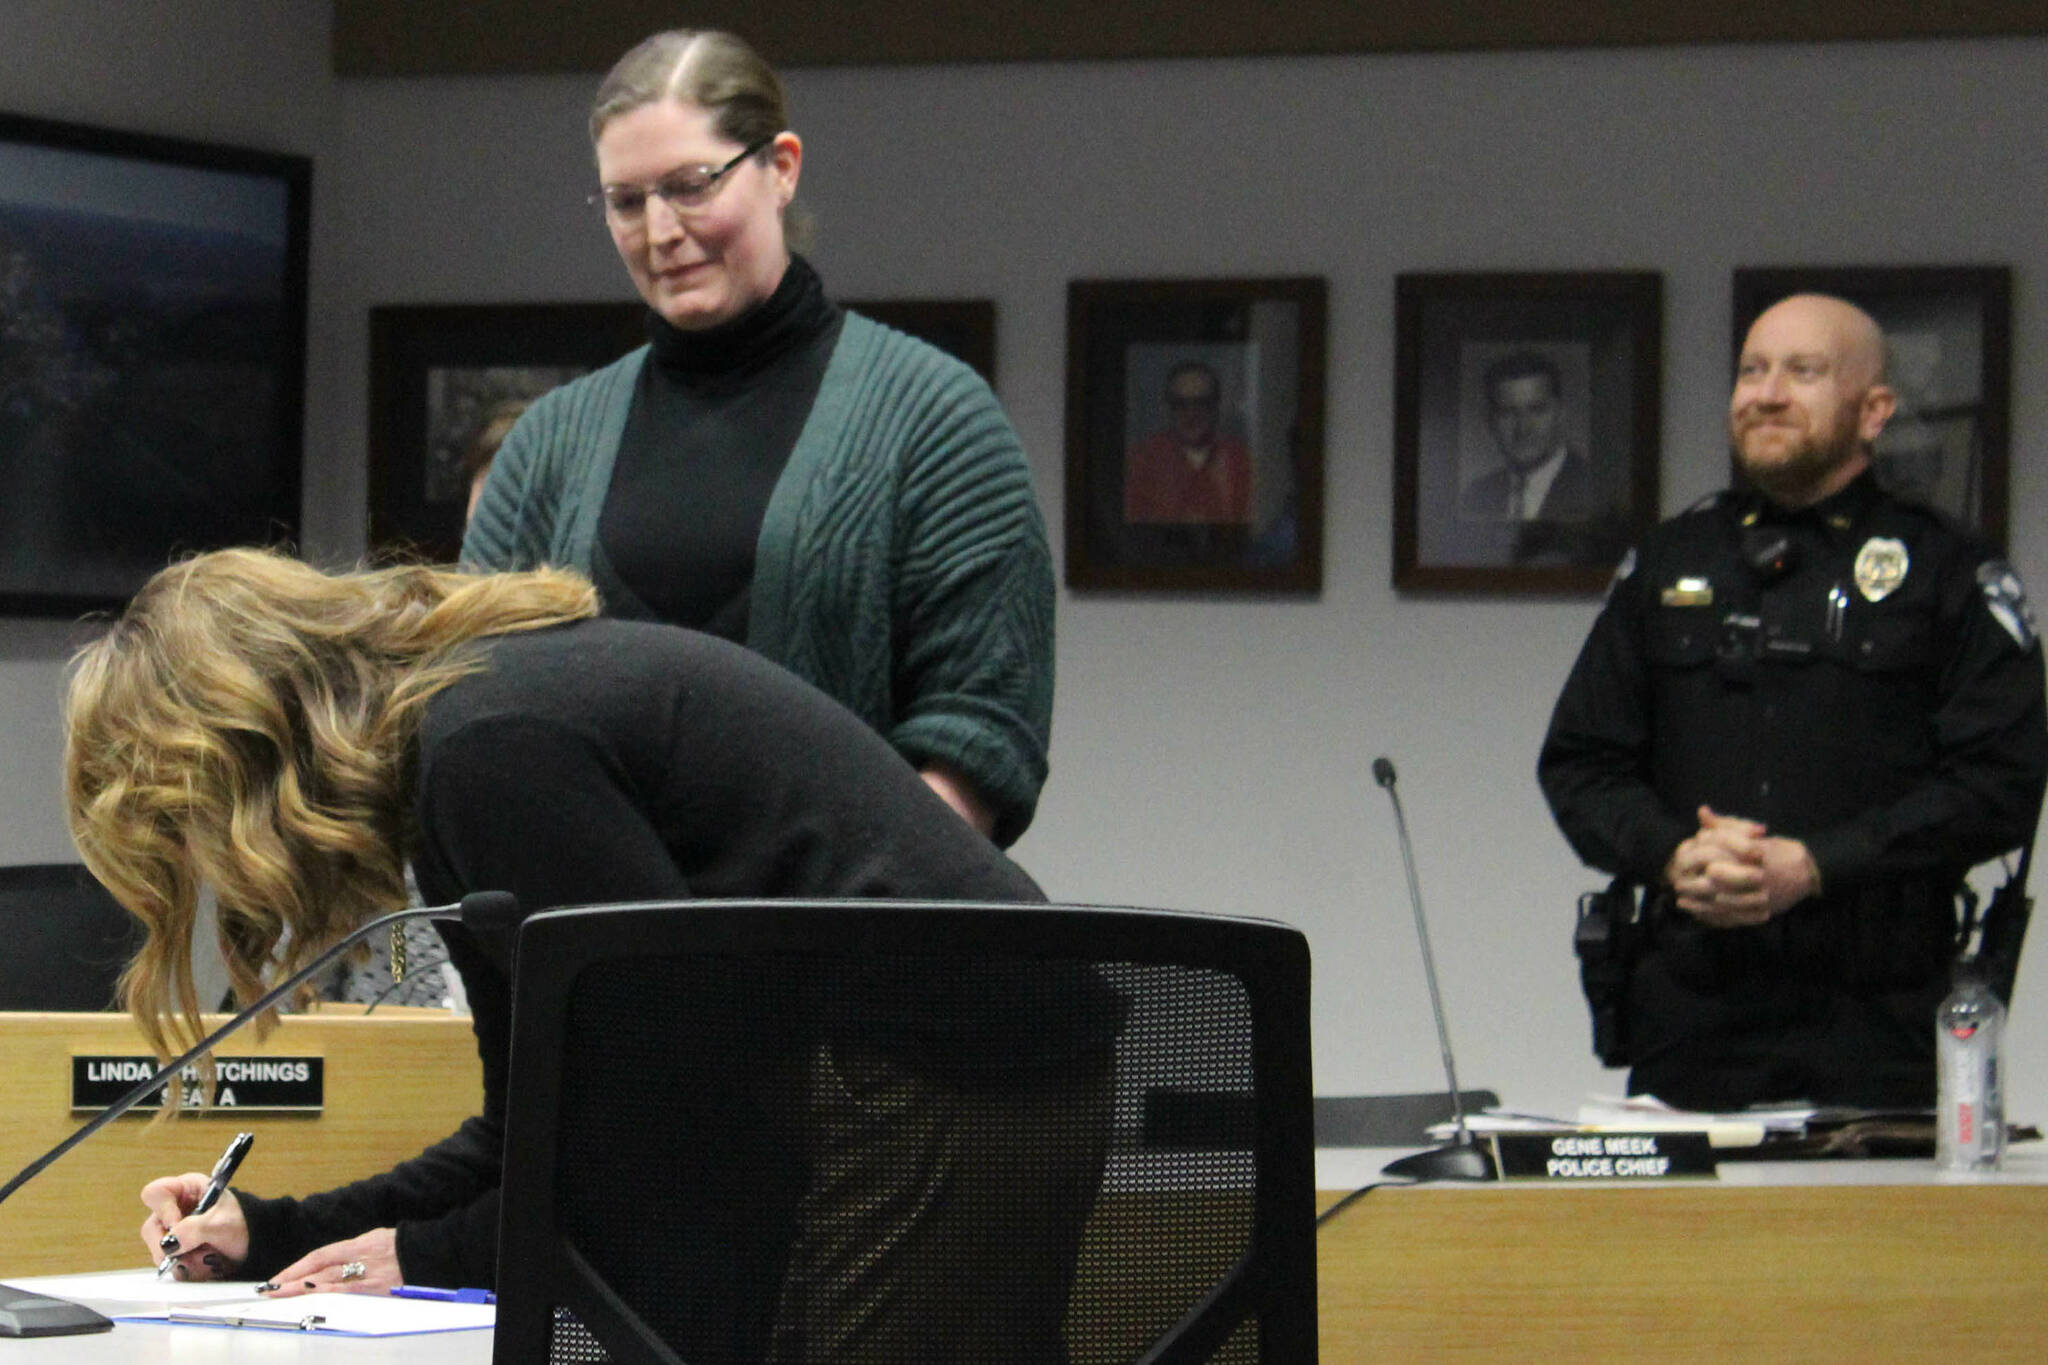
[
  {"left": 368, "top": 298, "right": 1001, "bottom": 564},
  {"left": 1393, "top": 271, "right": 1661, "bottom": 594},
  {"left": 1731, "top": 265, "right": 2012, "bottom": 549},
  {"left": 1064, "top": 277, "right": 1325, "bottom": 592},
  {"left": 844, "top": 298, "right": 996, "bottom": 384},
  {"left": 367, "top": 302, "right": 645, "bottom": 563}
]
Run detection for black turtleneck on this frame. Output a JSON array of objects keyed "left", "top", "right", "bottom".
[{"left": 596, "top": 255, "right": 844, "bottom": 637}]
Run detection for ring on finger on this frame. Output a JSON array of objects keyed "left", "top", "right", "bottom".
[{"left": 339, "top": 1261, "right": 366, "bottom": 1283}]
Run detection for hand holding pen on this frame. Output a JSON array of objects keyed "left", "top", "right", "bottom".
[{"left": 143, "top": 1131, "right": 255, "bottom": 1281}]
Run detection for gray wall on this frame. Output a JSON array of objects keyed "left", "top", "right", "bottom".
[
  {"left": 0, "top": 0, "right": 339, "bottom": 861},
  {"left": 5, "top": 0, "right": 2046, "bottom": 1119}
]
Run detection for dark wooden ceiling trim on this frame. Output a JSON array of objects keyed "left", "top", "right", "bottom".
[{"left": 332, "top": 1, "right": 2047, "bottom": 77}]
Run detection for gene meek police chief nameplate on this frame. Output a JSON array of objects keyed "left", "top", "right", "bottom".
[
  {"left": 72, "top": 1056, "right": 325, "bottom": 1112},
  {"left": 1490, "top": 1130, "right": 1718, "bottom": 1180}
]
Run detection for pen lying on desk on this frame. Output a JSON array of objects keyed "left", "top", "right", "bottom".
[{"left": 389, "top": 1286, "right": 495, "bottom": 1304}]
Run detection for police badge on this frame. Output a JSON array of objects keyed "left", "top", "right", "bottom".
[
  {"left": 1853, "top": 537, "right": 1908, "bottom": 602},
  {"left": 1978, "top": 560, "right": 2039, "bottom": 649}
]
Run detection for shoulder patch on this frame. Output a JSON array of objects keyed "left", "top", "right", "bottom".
[{"left": 1978, "top": 560, "right": 2038, "bottom": 650}]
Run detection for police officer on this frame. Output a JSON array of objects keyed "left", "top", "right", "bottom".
[{"left": 1539, "top": 293, "right": 2047, "bottom": 1111}]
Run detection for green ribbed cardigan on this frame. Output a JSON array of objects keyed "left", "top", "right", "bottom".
[{"left": 461, "top": 312, "right": 1054, "bottom": 845}]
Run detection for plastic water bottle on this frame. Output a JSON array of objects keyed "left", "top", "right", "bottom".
[{"left": 1935, "top": 970, "right": 2005, "bottom": 1171}]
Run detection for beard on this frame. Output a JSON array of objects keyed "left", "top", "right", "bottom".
[{"left": 1731, "top": 410, "right": 1862, "bottom": 505}]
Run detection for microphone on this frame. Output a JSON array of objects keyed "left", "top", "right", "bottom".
[
  {"left": 1371, "top": 758, "right": 1497, "bottom": 1182},
  {"left": 0, "top": 890, "right": 515, "bottom": 1336}
]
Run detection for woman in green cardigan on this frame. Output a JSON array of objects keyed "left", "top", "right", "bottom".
[{"left": 463, "top": 28, "right": 1054, "bottom": 847}]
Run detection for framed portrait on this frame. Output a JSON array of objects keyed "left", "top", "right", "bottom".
[
  {"left": 1065, "top": 277, "right": 1325, "bottom": 592},
  {"left": 367, "top": 303, "right": 644, "bottom": 562},
  {"left": 0, "top": 111, "right": 309, "bottom": 616},
  {"left": 844, "top": 298, "right": 996, "bottom": 384},
  {"left": 1393, "top": 271, "right": 1661, "bottom": 594},
  {"left": 1731, "top": 265, "right": 2011, "bottom": 549}
]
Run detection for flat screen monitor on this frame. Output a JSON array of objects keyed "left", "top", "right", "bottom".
[{"left": 0, "top": 110, "right": 310, "bottom": 616}]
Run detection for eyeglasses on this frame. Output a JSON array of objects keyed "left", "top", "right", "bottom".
[{"left": 589, "top": 137, "right": 774, "bottom": 223}]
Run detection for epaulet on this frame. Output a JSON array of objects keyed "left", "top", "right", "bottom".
[
  {"left": 1872, "top": 485, "right": 1966, "bottom": 536},
  {"left": 1859, "top": 487, "right": 2005, "bottom": 569},
  {"left": 1658, "top": 489, "right": 1741, "bottom": 529}
]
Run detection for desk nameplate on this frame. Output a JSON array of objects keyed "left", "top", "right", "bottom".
[
  {"left": 1492, "top": 1130, "right": 1717, "bottom": 1180},
  {"left": 71, "top": 1056, "right": 325, "bottom": 1113}
]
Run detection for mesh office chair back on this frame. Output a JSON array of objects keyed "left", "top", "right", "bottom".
[{"left": 494, "top": 900, "right": 1315, "bottom": 1365}]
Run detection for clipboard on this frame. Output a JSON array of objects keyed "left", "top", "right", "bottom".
[{"left": 122, "top": 1291, "right": 493, "bottom": 1337}]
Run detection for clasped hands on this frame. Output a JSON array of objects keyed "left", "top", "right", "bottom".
[
  {"left": 142, "top": 1172, "right": 401, "bottom": 1296},
  {"left": 1663, "top": 805, "right": 1821, "bottom": 929}
]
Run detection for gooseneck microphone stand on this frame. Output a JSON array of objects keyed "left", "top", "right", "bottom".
[{"left": 1371, "top": 758, "right": 1497, "bottom": 1182}]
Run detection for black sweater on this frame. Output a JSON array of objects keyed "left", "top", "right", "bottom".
[{"left": 234, "top": 620, "right": 1082, "bottom": 1288}]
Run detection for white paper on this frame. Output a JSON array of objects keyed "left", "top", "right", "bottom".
[
  {"left": 0, "top": 1272, "right": 492, "bottom": 1336},
  {"left": 1, "top": 1269, "right": 253, "bottom": 1310},
  {"left": 1422, "top": 1094, "right": 1796, "bottom": 1148},
  {"left": 1577, "top": 1093, "right": 1813, "bottom": 1131}
]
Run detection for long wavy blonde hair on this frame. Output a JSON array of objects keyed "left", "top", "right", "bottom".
[{"left": 63, "top": 548, "right": 597, "bottom": 1062}]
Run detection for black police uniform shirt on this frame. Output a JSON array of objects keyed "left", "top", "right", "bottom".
[
  {"left": 1539, "top": 471, "right": 2046, "bottom": 1067},
  {"left": 1542, "top": 470, "right": 2045, "bottom": 897},
  {"left": 1538, "top": 472, "right": 2047, "bottom": 1108}
]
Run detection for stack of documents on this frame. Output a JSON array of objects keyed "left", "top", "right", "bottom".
[
  {"left": 1425, "top": 1094, "right": 2035, "bottom": 1160},
  {"left": 1427, "top": 1094, "right": 1815, "bottom": 1149}
]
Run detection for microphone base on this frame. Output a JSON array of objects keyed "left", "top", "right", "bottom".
[
  {"left": 1380, "top": 1138, "right": 1498, "bottom": 1183},
  {"left": 0, "top": 1284, "right": 114, "bottom": 1338}
]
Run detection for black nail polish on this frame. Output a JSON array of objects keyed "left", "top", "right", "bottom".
[
  {"left": 159, "top": 1234, "right": 181, "bottom": 1252},
  {"left": 304, "top": 1280, "right": 316, "bottom": 1289},
  {"left": 257, "top": 1283, "right": 279, "bottom": 1293}
]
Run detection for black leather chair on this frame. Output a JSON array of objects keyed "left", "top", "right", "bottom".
[
  {"left": 492, "top": 899, "right": 1317, "bottom": 1364},
  {"left": 0, "top": 864, "right": 141, "bottom": 1012}
]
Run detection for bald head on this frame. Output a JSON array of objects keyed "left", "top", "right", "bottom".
[
  {"left": 1729, "top": 293, "right": 1896, "bottom": 507},
  {"left": 1753, "top": 294, "right": 1887, "bottom": 386}
]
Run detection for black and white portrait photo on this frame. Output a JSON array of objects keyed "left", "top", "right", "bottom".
[{"left": 1395, "top": 272, "right": 1661, "bottom": 593}]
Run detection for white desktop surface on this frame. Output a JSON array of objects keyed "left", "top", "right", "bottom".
[
  {"left": 0, "top": 1327, "right": 489, "bottom": 1363},
  {"left": 0, "top": 1274, "right": 490, "bottom": 1363}
]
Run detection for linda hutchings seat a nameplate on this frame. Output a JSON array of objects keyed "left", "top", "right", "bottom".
[{"left": 69, "top": 1056, "right": 325, "bottom": 1112}]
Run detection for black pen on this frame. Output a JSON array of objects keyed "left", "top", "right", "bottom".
[{"left": 157, "top": 1131, "right": 255, "bottom": 1278}]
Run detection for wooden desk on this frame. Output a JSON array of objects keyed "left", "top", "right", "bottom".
[
  {"left": 20, "top": 1099, "right": 2042, "bottom": 1360},
  {"left": 1, "top": 1008, "right": 484, "bottom": 1276},
  {"left": 1315, "top": 1157, "right": 2048, "bottom": 1360}
]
